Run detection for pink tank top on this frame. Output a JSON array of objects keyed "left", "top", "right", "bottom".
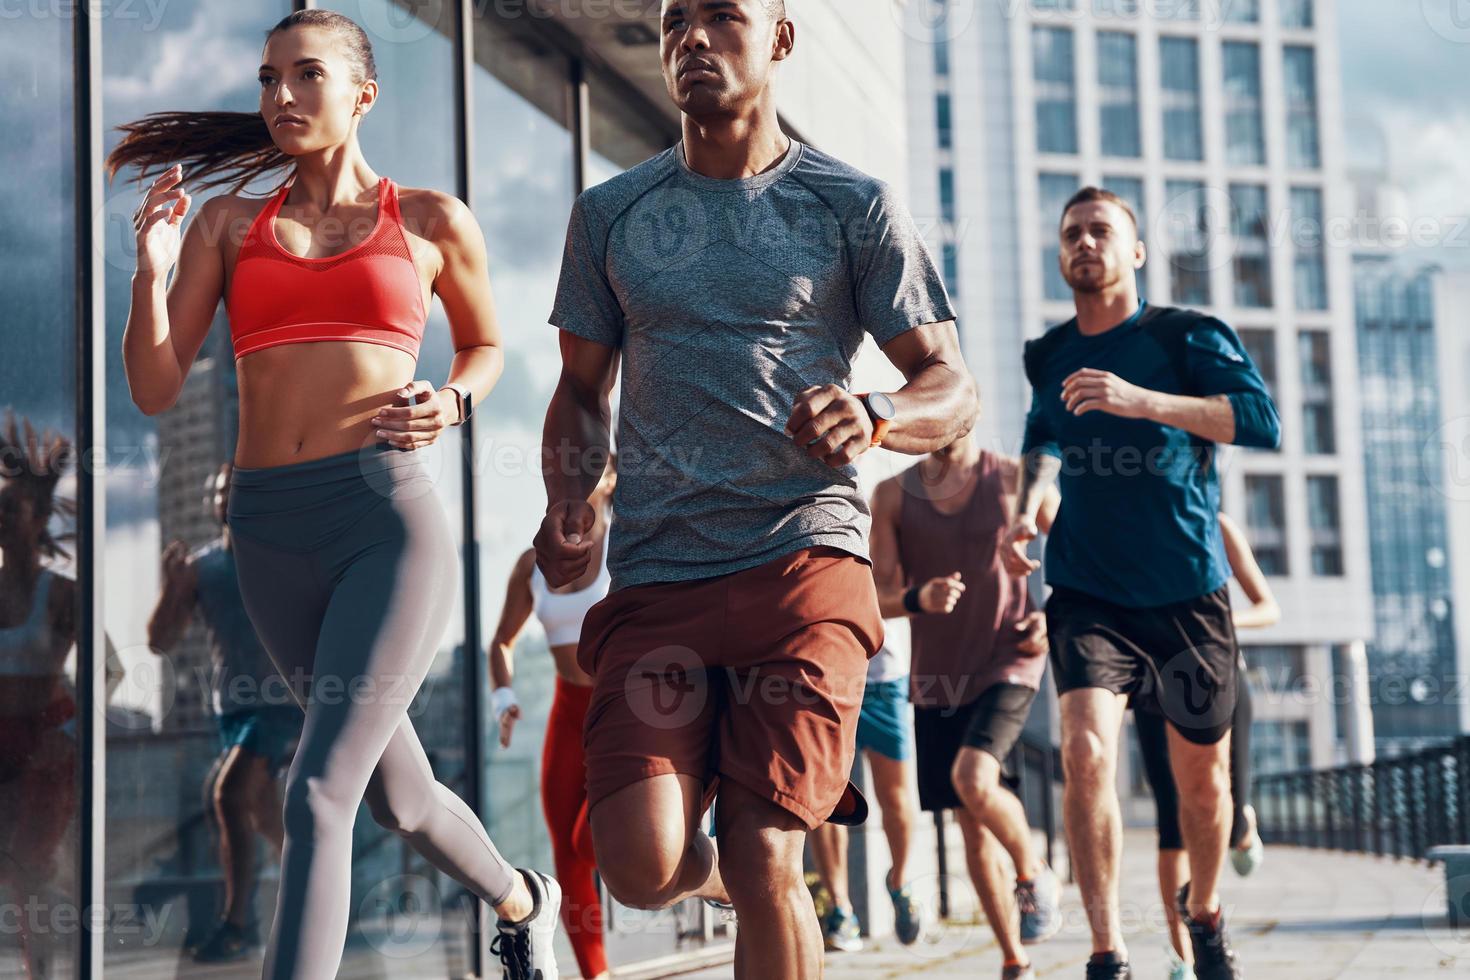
[{"left": 898, "top": 451, "right": 1046, "bottom": 708}]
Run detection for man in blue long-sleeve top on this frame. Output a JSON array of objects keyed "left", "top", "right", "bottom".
[{"left": 1002, "top": 187, "right": 1279, "bottom": 980}]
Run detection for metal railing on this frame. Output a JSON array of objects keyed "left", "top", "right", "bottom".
[{"left": 1255, "top": 735, "right": 1470, "bottom": 860}]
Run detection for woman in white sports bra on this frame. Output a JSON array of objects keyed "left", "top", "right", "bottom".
[
  {"left": 0, "top": 413, "right": 81, "bottom": 980},
  {"left": 488, "top": 458, "right": 615, "bottom": 980}
]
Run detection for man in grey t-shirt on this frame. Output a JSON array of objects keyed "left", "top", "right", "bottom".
[{"left": 534, "top": 3, "right": 978, "bottom": 974}]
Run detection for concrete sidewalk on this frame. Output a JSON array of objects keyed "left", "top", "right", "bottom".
[{"left": 676, "top": 831, "right": 1470, "bottom": 979}]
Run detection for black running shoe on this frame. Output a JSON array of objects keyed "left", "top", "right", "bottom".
[
  {"left": 191, "top": 921, "right": 253, "bottom": 963},
  {"left": 1084, "top": 951, "right": 1132, "bottom": 979},
  {"left": 1178, "top": 885, "right": 1242, "bottom": 980}
]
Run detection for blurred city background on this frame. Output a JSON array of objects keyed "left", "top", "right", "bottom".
[{"left": 1, "top": 1, "right": 1468, "bottom": 977}]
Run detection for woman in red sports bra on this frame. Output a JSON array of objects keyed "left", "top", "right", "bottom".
[{"left": 108, "top": 11, "right": 560, "bottom": 980}]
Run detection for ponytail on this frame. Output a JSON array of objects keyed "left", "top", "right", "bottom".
[
  {"left": 106, "top": 110, "right": 289, "bottom": 195},
  {"left": 104, "top": 10, "right": 379, "bottom": 195}
]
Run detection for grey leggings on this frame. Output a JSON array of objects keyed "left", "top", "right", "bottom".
[{"left": 227, "top": 444, "right": 517, "bottom": 979}]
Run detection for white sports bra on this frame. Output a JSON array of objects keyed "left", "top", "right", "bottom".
[
  {"left": 529, "top": 541, "right": 612, "bottom": 648},
  {"left": 0, "top": 569, "right": 56, "bottom": 676}
]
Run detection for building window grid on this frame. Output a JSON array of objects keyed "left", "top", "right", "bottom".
[{"left": 936, "top": 92, "right": 952, "bottom": 150}]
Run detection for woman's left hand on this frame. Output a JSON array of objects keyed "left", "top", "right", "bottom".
[{"left": 371, "top": 379, "right": 455, "bottom": 451}]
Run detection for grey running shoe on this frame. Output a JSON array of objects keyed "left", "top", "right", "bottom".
[
  {"left": 822, "top": 904, "right": 863, "bottom": 953},
  {"left": 492, "top": 869, "right": 561, "bottom": 980},
  {"left": 1017, "top": 865, "right": 1061, "bottom": 943},
  {"left": 1002, "top": 962, "right": 1037, "bottom": 980},
  {"left": 1085, "top": 951, "right": 1132, "bottom": 979},
  {"left": 888, "top": 875, "right": 923, "bottom": 945}
]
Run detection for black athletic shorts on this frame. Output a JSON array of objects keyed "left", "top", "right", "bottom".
[
  {"left": 1046, "top": 584, "right": 1239, "bottom": 745},
  {"left": 913, "top": 683, "right": 1037, "bottom": 813}
]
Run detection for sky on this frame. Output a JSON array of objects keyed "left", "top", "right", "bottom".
[{"left": 1338, "top": 1, "right": 1470, "bottom": 271}]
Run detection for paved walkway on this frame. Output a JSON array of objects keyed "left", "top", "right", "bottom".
[{"left": 677, "top": 831, "right": 1470, "bottom": 979}]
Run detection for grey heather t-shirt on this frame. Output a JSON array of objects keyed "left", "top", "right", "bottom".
[{"left": 551, "top": 141, "right": 955, "bottom": 591}]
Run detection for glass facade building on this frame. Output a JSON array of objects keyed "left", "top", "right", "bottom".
[{"left": 1355, "top": 260, "right": 1460, "bottom": 746}]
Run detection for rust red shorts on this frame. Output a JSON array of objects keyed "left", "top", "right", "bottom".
[{"left": 575, "top": 546, "right": 884, "bottom": 830}]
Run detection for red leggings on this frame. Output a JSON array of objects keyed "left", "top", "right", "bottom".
[{"left": 541, "top": 677, "right": 606, "bottom": 979}]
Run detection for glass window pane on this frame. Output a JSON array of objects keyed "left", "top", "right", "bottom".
[
  {"left": 1040, "top": 173, "right": 1079, "bottom": 301},
  {"left": 1222, "top": 42, "right": 1265, "bottom": 166},
  {"left": 1230, "top": 183, "right": 1272, "bottom": 307},
  {"left": 1284, "top": 46, "right": 1321, "bottom": 169},
  {"left": 1159, "top": 37, "right": 1203, "bottom": 161},
  {"left": 1291, "top": 187, "right": 1327, "bottom": 310},
  {"left": 1164, "top": 180, "right": 1212, "bottom": 306},
  {"left": 1224, "top": 0, "right": 1260, "bottom": 22},
  {"left": 1307, "top": 475, "right": 1344, "bottom": 575},
  {"left": 0, "top": 10, "right": 80, "bottom": 979},
  {"left": 1244, "top": 475, "right": 1288, "bottom": 575},
  {"left": 1033, "top": 27, "right": 1078, "bottom": 154},
  {"left": 1097, "top": 32, "right": 1141, "bottom": 158},
  {"left": 940, "top": 167, "right": 957, "bottom": 223},
  {"left": 589, "top": 69, "right": 674, "bottom": 183},
  {"left": 936, "top": 92, "right": 953, "bottom": 150},
  {"left": 1299, "top": 330, "right": 1336, "bottom": 454},
  {"left": 1282, "top": 0, "right": 1314, "bottom": 29},
  {"left": 470, "top": 8, "right": 582, "bottom": 970}
]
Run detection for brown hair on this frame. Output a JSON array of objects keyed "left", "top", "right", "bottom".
[
  {"left": 1060, "top": 186, "right": 1139, "bottom": 234},
  {"left": 104, "top": 10, "right": 378, "bottom": 195},
  {"left": 0, "top": 411, "right": 77, "bottom": 562}
]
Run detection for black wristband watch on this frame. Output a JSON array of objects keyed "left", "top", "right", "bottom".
[{"left": 902, "top": 586, "right": 924, "bottom": 615}]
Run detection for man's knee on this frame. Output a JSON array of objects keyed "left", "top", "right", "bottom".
[
  {"left": 590, "top": 813, "right": 692, "bottom": 911},
  {"left": 598, "top": 857, "right": 688, "bottom": 910},
  {"left": 950, "top": 749, "right": 1000, "bottom": 809},
  {"left": 716, "top": 795, "right": 807, "bottom": 903},
  {"left": 1173, "top": 746, "right": 1231, "bottom": 810},
  {"left": 1061, "top": 728, "right": 1114, "bottom": 786}
]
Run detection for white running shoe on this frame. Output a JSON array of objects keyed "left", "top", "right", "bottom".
[{"left": 492, "top": 869, "right": 561, "bottom": 980}]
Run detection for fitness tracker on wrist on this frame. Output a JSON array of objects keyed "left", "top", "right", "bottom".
[
  {"left": 902, "top": 585, "right": 924, "bottom": 615},
  {"left": 856, "top": 391, "right": 896, "bottom": 447},
  {"left": 441, "top": 382, "right": 472, "bottom": 426}
]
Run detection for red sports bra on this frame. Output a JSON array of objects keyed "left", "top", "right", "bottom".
[{"left": 227, "top": 176, "right": 427, "bottom": 361}]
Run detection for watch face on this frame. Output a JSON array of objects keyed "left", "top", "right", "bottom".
[{"left": 868, "top": 391, "right": 897, "bottom": 421}]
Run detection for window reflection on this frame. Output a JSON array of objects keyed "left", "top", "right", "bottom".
[
  {"left": 471, "top": 9, "right": 577, "bottom": 972},
  {"left": 0, "top": 39, "right": 80, "bottom": 980}
]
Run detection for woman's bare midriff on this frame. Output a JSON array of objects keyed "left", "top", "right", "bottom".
[
  {"left": 548, "top": 643, "right": 594, "bottom": 687},
  {"left": 233, "top": 340, "right": 419, "bottom": 469}
]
